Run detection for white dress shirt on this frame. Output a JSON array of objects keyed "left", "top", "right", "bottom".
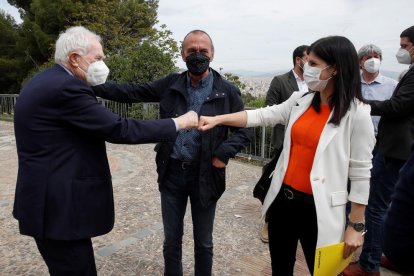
[
  {"left": 292, "top": 69, "right": 308, "bottom": 92},
  {"left": 361, "top": 73, "right": 397, "bottom": 135}
]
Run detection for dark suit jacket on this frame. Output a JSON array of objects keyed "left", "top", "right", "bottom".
[
  {"left": 13, "top": 64, "right": 177, "bottom": 240},
  {"left": 382, "top": 144, "right": 414, "bottom": 273},
  {"left": 92, "top": 69, "right": 252, "bottom": 207},
  {"left": 370, "top": 66, "right": 414, "bottom": 161},
  {"left": 265, "top": 70, "right": 299, "bottom": 151}
]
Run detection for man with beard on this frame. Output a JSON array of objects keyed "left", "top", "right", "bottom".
[{"left": 92, "top": 30, "right": 253, "bottom": 276}]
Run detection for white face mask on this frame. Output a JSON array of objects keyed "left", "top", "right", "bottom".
[
  {"left": 396, "top": 47, "right": 413, "bottom": 65},
  {"left": 303, "top": 63, "right": 332, "bottom": 91},
  {"left": 363, "top": 58, "right": 381, "bottom": 73},
  {"left": 79, "top": 58, "right": 110, "bottom": 86}
]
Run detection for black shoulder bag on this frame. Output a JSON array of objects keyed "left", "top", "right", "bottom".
[
  {"left": 252, "top": 92, "right": 312, "bottom": 203},
  {"left": 253, "top": 147, "right": 282, "bottom": 204}
]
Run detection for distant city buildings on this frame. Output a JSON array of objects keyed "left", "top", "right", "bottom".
[{"left": 240, "top": 77, "right": 272, "bottom": 98}]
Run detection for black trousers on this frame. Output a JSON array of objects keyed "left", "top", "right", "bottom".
[
  {"left": 35, "top": 238, "right": 97, "bottom": 276},
  {"left": 267, "top": 186, "right": 318, "bottom": 276}
]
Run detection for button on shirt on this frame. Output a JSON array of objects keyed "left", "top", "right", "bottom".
[
  {"left": 171, "top": 71, "right": 213, "bottom": 161},
  {"left": 361, "top": 73, "right": 397, "bottom": 135}
]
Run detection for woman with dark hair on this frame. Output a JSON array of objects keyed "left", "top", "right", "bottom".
[{"left": 198, "top": 36, "right": 375, "bottom": 275}]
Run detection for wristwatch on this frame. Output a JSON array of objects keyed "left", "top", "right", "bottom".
[{"left": 348, "top": 220, "right": 365, "bottom": 232}]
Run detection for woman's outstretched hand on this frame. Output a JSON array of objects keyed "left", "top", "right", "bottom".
[{"left": 198, "top": 116, "right": 217, "bottom": 131}]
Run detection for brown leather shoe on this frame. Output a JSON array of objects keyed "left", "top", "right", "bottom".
[{"left": 341, "top": 261, "right": 380, "bottom": 276}]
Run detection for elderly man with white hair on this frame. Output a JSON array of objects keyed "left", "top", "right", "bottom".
[{"left": 13, "top": 26, "right": 197, "bottom": 275}]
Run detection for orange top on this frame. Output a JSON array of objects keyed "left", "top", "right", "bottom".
[{"left": 283, "top": 104, "right": 331, "bottom": 194}]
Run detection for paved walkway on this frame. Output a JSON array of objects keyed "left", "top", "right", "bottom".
[{"left": 0, "top": 121, "right": 400, "bottom": 275}]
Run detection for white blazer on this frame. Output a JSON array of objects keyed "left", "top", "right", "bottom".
[{"left": 246, "top": 91, "right": 376, "bottom": 248}]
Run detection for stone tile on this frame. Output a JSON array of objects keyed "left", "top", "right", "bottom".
[{"left": 0, "top": 121, "right": 401, "bottom": 276}]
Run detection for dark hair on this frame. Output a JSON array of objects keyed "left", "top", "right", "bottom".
[
  {"left": 181, "top": 30, "right": 214, "bottom": 52},
  {"left": 307, "top": 36, "right": 363, "bottom": 126},
  {"left": 292, "top": 45, "right": 309, "bottom": 66},
  {"left": 400, "top": 25, "right": 414, "bottom": 44}
]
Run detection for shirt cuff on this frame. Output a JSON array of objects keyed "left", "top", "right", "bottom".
[{"left": 172, "top": 118, "right": 179, "bottom": 131}]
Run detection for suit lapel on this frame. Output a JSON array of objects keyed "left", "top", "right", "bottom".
[
  {"left": 287, "top": 71, "right": 299, "bottom": 91},
  {"left": 313, "top": 110, "right": 349, "bottom": 167}
]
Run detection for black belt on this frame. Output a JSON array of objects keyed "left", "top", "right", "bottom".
[
  {"left": 169, "top": 158, "right": 200, "bottom": 170},
  {"left": 281, "top": 184, "right": 314, "bottom": 204}
]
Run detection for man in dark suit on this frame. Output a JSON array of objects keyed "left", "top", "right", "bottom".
[
  {"left": 13, "top": 26, "right": 198, "bottom": 276},
  {"left": 382, "top": 143, "right": 414, "bottom": 275},
  {"left": 260, "top": 45, "right": 309, "bottom": 243},
  {"left": 265, "top": 45, "right": 309, "bottom": 153},
  {"left": 342, "top": 25, "right": 414, "bottom": 276}
]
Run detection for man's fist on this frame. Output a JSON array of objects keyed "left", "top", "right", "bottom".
[{"left": 176, "top": 110, "right": 199, "bottom": 130}]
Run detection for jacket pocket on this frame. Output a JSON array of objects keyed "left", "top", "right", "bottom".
[
  {"left": 331, "top": 191, "right": 348, "bottom": 206},
  {"left": 210, "top": 167, "right": 226, "bottom": 201},
  {"left": 72, "top": 177, "right": 114, "bottom": 232}
]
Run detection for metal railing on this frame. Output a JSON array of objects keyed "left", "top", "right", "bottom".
[
  {"left": 0, "top": 94, "right": 17, "bottom": 115},
  {"left": 0, "top": 94, "right": 273, "bottom": 162}
]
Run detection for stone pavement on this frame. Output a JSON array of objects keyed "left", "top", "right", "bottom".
[{"left": 0, "top": 121, "right": 400, "bottom": 275}]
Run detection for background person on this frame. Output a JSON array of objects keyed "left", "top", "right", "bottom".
[
  {"left": 358, "top": 44, "right": 397, "bottom": 137},
  {"left": 265, "top": 44, "right": 310, "bottom": 153},
  {"left": 92, "top": 30, "right": 253, "bottom": 276},
  {"left": 198, "top": 36, "right": 375, "bottom": 275},
  {"left": 343, "top": 44, "right": 398, "bottom": 226},
  {"left": 13, "top": 26, "right": 198, "bottom": 276},
  {"left": 343, "top": 25, "right": 414, "bottom": 276},
  {"left": 382, "top": 144, "right": 414, "bottom": 275}
]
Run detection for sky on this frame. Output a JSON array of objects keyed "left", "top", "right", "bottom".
[{"left": 1, "top": 0, "right": 413, "bottom": 76}]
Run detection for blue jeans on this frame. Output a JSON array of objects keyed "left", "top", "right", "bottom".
[
  {"left": 359, "top": 153, "right": 405, "bottom": 272},
  {"left": 160, "top": 159, "right": 216, "bottom": 276}
]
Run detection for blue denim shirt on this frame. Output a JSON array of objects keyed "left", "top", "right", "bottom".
[{"left": 171, "top": 71, "right": 213, "bottom": 161}]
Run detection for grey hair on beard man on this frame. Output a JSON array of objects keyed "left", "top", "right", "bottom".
[{"left": 54, "top": 26, "right": 101, "bottom": 64}]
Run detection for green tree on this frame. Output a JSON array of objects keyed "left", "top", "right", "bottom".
[
  {"left": 0, "top": 10, "right": 26, "bottom": 93},
  {"left": 223, "top": 72, "right": 246, "bottom": 90},
  {"left": 222, "top": 72, "right": 265, "bottom": 108},
  {"left": 6, "top": 0, "right": 179, "bottom": 93},
  {"left": 107, "top": 24, "right": 178, "bottom": 83},
  {"left": 245, "top": 97, "right": 265, "bottom": 108}
]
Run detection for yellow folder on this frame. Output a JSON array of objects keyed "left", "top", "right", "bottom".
[{"left": 313, "top": 242, "right": 354, "bottom": 276}]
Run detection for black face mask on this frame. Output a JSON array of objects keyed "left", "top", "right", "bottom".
[{"left": 185, "top": 52, "right": 210, "bottom": 76}]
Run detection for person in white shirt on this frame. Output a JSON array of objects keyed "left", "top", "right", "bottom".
[
  {"left": 265, "top": 45, "right": 310, "bottom": 152},
  {"left": 358, "top": 44, "right": 397, "bottom": 137}
]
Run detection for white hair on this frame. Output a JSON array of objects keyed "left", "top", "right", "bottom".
[{"left": 54, "top": 26, "right": 102, "bottom": 64}]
